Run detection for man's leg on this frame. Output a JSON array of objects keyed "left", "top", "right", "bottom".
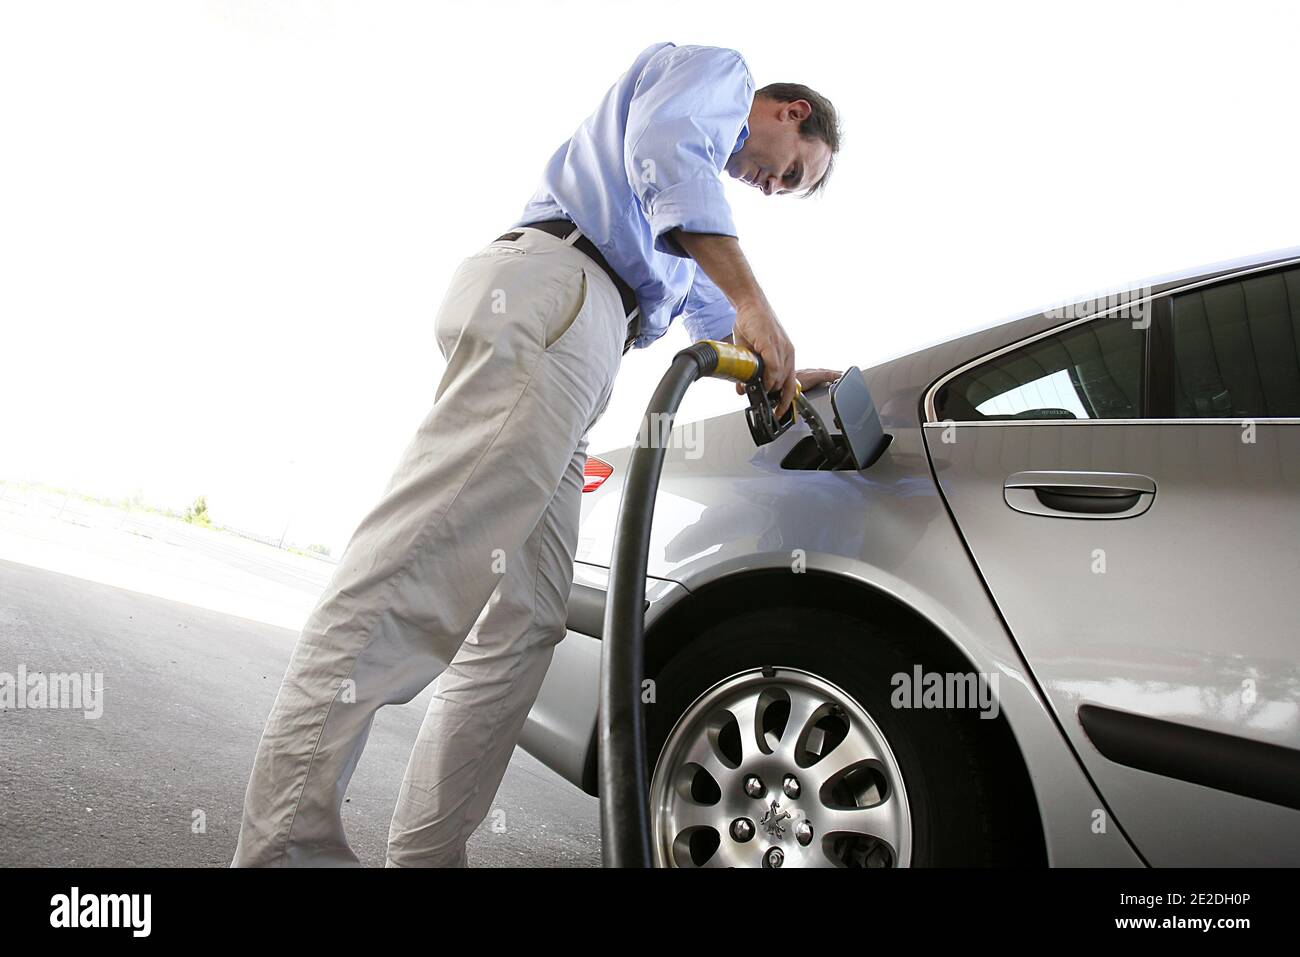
[
  {"left": 384, "top": 433, "right": 593, "bottom": 867},
  {"left": 232, "top": 231, "right": 625, "bottom": 866}
]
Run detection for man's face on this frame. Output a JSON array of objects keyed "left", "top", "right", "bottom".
[{"left": 725, "top": 96, "right": 832, "bottom": 196}]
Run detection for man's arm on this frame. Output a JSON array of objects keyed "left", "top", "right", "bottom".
[
  {"left": 619, "top": 46, "right": 798, "bottom": 415},
  {"left": 670, "top": 230, "right": 798, "bottom": 417}
]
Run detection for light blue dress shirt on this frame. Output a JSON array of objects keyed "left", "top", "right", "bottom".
[{"left": 514, "top": 42, "right": 754, "bottom": 348}]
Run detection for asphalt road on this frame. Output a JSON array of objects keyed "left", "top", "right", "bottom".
[{"left": 0, "top": 558, "right": 601, "bottom": 867}]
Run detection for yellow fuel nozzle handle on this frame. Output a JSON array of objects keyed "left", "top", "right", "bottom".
[
  {"left": 693, "top": 339, "right": 800, "bottom": 446},
  {"left": 704, "top": 340, "right": 763, "bottom": 384},
  {"left": 699, "top": 339, "right": 802, "bottom": 403}
]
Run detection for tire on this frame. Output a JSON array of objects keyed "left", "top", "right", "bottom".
[{"left": 645, "top": 606, "right": 1003, "bottom": 867}]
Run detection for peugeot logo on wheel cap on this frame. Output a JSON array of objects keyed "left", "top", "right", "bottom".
[{"left": 759, "top": 797, "right": 792, "bottom": 838}]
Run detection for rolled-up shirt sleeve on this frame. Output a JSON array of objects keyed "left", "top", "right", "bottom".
[
  {"left": 681, "top": 268, "right": 737, "bottom": 342},
  {"left": 624, "top": 46, "right": 754, "bottom": 257}
]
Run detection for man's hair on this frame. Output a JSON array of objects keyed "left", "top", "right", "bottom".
[{"left": 755, "top": 82, "right": 841, "bottom": 196}]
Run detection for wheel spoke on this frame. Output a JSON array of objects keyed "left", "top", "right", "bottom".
[
  {"left": 819, "top": 796, "right": 901, "bottom": 844},
  {"left": 668, "top": 800, "right": 719, "bottom": 833},
  {"left": 699, "top": 842, "right": 748, "bottom": 869},
  {"left": 723, "top": 691, "right": 766, "bottom": 764},
  {"left": 806, "top": 724, "right": 883, "bottom": 790},
  {"left": 776, "top": 686, "right": 829, "bottom": 759},
  {"left": 681, "top": 729, "right": 736, "bottom": 787}
]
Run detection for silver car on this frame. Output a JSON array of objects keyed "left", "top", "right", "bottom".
[{"left": 519, "top": 247, "right": 1300, "bottom": 867}]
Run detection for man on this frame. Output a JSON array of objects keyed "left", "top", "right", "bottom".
[{"left": 233, "top": 41, "right": 841, "bottom": 867}]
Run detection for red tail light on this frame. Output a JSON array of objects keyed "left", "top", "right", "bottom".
[{"left": 583, "top": 456, "right": 613, "bottom": 493}]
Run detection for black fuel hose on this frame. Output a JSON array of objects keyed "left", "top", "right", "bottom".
[{"left": 598, "top": 340, "right": 758, "bottom": 867}]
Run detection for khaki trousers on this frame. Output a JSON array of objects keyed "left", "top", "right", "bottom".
[{"left": 232, "top": 226, "right": 625, "bottom": 866}]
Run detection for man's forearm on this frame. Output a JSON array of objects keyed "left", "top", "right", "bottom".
[
  {"left": 671, "top": 228, "right": 797, "bottom": 412},
  {"left": 669, "top": 230, "right": 769, "bottom": 313}
]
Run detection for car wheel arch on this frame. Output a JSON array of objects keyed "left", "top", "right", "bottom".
[{"left": 633, "top": 568, "right": 1048, "bottom": 864}]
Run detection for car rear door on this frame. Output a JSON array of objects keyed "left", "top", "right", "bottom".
[{"left": 922, "top": 263, "right": 1300, "bottom": 865}]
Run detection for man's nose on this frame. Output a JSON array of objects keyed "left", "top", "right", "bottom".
[{"left": 760, "top": 175, "right": 776, "bottom": 196}]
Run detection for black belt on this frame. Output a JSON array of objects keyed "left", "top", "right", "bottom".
[{"left": 496, "top": 219, "right": 641, "bottom": 352}]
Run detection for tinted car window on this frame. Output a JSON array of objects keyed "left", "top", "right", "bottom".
[
  {"left": 935, "top": 315, "right": 1145, "bottom": 421},
  {"left": 1171, "top": 268, "right": 1300, "bottom": 417}
]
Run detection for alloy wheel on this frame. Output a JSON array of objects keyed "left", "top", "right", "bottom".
[{"left": 649, "top": 666, "right": 912, "bottom": 868}]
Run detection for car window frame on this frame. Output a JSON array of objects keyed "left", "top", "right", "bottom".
[
  {"left": 1149, "top": 263, "right": 1300, "bottom": 421},
  {"left": 923, "top": 258, "right": 1300, "bottom": 426},
  {"left": 930, "top": 311, "right": 1150, "bottom": 424}
]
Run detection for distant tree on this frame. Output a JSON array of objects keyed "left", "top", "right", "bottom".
[{"left": 306, "top": 543, "right": 332, "bottom": 557}]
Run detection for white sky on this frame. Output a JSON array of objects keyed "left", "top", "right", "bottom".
[{"left": 3, "top": 0, "right": 1298, "bottom": 553}]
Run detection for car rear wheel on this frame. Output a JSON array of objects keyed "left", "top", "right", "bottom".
[{"left": 645, "top": 607, "right": 1001, "bottom": 867}]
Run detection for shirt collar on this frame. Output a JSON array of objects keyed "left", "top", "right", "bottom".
[{"left": 731, "top": 121, "right": 749, "bottom": 154}]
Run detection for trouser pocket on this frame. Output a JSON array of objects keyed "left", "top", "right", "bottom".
[{"left": 544, "top": 268, "right": 588, "bottom": 351}]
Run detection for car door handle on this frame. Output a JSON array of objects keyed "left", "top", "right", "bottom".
[{"left": 1004, "top": 471, "right": 1156, "bottom": 519}]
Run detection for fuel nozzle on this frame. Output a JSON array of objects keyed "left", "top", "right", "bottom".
[
  {"left": 744, "top": 376, "right": 800, "bottom": 447},
  {"left": 685, "top": 340, "right": 843, "bottom": 466}
]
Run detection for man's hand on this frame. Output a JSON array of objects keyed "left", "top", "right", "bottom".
[
  {"left": 732, "top": 301, "right": 797, "bottom": 418},
  {"left": 793, "top": 368, "right": 843, "bottom": 391},
  {"left": 733, "top": 366, "right": 843, "bottom": 402}
]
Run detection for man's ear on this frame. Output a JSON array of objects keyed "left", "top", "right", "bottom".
[{"left": 781, "top": 99, "right": 813, "bottom": 124}]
